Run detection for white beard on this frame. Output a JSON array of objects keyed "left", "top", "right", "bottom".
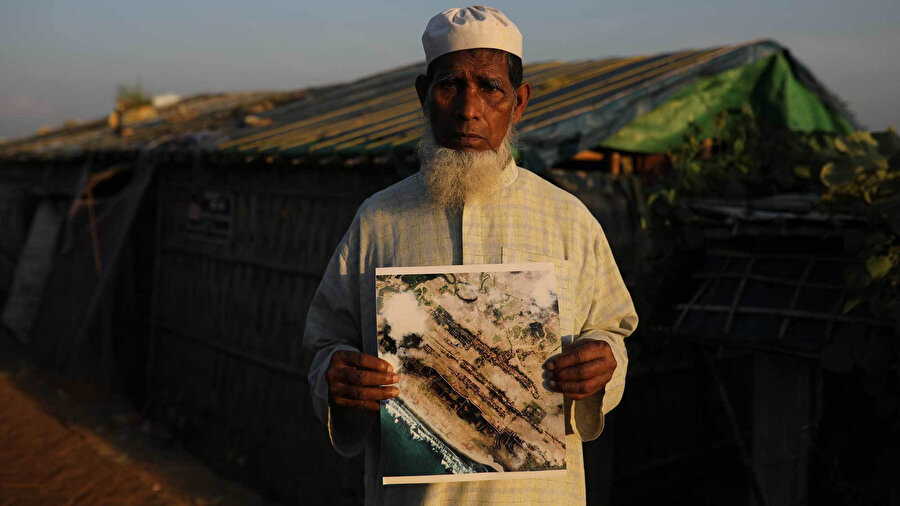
[{"left": 418, "top": 123, "right": 517, "bottom": 210}]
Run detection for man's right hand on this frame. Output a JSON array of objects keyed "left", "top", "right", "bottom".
[{"left": 326, "top": 350, "right": 399, "bottom": 411}]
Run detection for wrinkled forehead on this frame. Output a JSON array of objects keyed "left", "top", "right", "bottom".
[{"left": 428, "top": 49, "right": 510, "bottom": 81}]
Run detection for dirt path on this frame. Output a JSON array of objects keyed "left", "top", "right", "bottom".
[{"left": 0, "top": 332, "right": 264, "bottom": 506}]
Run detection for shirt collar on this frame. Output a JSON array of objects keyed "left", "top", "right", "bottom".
[{"left": 498, "top": 155, "right": 520, "bottom": 188}]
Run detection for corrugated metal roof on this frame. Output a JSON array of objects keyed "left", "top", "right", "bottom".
[
  {"left": 219, "top": 39, "right": 857, "bottom": 168},
  {"left": 1, "top": 39, "right": 858, "bottom": 168},
  {"left": 219, "top": 46, "right": 734, "bottom": 158},
  {"left": 0, "top": 90, "right": 307, "bottom": 161}
]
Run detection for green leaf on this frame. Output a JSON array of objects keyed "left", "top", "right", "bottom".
[
  {"left": 843, "top": 298, "right": 861, "bottom": 314},
  {"left": 820, "top": 162, "right": 836, "bottom": 187},
  {"left": 793, "top": 165, "right": 811, "bottom": 179},
  {"left": 665, "top": 188, "right": 677, "bottom": 204},
  {"left": 848, "top": 131, "right": 878, "bottom": 147},
  {"left": 866, "top": 255, "right": 893, "bottom": 279},
  {"left": 834, "top": 137, "right": 849, "bottom": 153},
  {"left": 820, "top": 161, "right": 857, "bottom": 187}
]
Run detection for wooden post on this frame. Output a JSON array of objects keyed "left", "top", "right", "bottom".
[{"left": 752, "top": 353, "right": 813, "bottom": 506}]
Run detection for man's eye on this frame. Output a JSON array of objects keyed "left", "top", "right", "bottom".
[{"left": 436, "top": 78, "right": 456, "bottom": 88}]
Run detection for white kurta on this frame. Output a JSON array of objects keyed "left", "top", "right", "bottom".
[{"left": 304, "top": 159, "right": 638, "bottom": 505}]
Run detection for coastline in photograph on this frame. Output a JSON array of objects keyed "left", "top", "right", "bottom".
[{"left": 376, "top": 263, "right": 566, "bottom": 485}]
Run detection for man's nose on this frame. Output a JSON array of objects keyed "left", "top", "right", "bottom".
[{"left": 454, "top": 85, "right": 482, "bottom": 121}]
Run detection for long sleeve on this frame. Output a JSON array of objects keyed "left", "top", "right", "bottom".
[
  {"left": 303, "top": 212, "right": 375, "bottom": 457},
  {"left": 570, "top": 220, "right": 638, "bottom": 441}
]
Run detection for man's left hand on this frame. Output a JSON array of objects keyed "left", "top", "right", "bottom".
[{"left": 543, "top": 339, "right": 616, "bottom": 400}]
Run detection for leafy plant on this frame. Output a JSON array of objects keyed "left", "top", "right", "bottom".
[
  {"left": 817, "top": 130, "right": 900, "bottom": 331},
  {"left": 116, "top": 81, "right": 152, "bottom": 110},
  {"left": 643, "top": 106, "right": 900, "bottom": 332},
  {"left": 638, "top": 108, "right": 900, "bottom": 504}
]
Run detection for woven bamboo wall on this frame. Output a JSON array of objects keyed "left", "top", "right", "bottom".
[
  {"left": 0, "top": 187, "right": 35, "bottom": 306},
  {"left": 149, "top": 164, "right": 401, "bottom": 502},
  {"left": 608, "top": 337, "right": 754, "bottom": 505},
  {"left": 148, "top": 163, "right": 648, "bottom": 502},
  {"left": 0, "top": 164, "right": 82, "bottom": 308}
]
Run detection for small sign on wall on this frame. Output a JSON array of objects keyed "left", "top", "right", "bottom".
[{"left": 186, "top": 190, "right": 233, "bottom": 243}]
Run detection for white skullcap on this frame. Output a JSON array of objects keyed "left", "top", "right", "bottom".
[{"left": 422, "top": 6, "right": 522, "bottom": 65}]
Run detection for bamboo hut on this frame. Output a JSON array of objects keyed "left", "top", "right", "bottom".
[{"left": 0, "top": 40, "right": 862, "bottom": 503}]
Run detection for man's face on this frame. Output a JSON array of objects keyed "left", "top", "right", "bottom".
[{"left": 416, "top": 49, "right": 531, "bottom": 152}]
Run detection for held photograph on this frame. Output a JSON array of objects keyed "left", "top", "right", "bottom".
[{"left": 375, "top": 263, "right": 567, "bottom": 485}]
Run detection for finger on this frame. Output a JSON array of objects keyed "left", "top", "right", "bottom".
[
  {"left": 548, "top": 375, "right": 609, "bottom": 399},
  {"left": 339, "top": 367, "right": 400, "bottom": 386},
  {"left": 338, "top": 351, "right": 394, "bottom": 373},
  {"left": 332, "top": 397, "right": 382, "bottom": 411},
  {"left": 550, "top": 358, "right": 613, "bottom": 382},
  {"left": 332, "top": 383, "right": 399, "bottom": 401},
  {"left": 545, "top": 340, "right": 609, "bottom": 371}
]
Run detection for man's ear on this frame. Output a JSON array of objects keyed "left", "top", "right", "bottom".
[
  {"left": 512, "top": 82, "right": 531, "bottom": 124},
  {"left": 415, "top": 75, "right": 429, "bottom": 107}
]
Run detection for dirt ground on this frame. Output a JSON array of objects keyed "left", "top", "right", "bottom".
[{"left": 0, "top": 331, "right": 265, "bottom": 506}]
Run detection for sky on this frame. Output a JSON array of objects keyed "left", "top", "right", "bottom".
[{"left": 1, "top": 0, "right": 898, "bottom": 140}]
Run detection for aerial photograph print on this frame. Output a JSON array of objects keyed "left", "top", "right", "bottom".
[{"left": 375, "top": 263, "right": 566, "bottom": 485}]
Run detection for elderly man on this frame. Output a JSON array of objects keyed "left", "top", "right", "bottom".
[{"left": 304, "top": 6, "right": 637, "bottom": 505}]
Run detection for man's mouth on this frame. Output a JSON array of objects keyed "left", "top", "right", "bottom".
[
  {"left": 449, "top": 133, "right": 488, "bottom": 147},
  {"left": 437, "top": 131, "right": 491, "bottom": 150}
]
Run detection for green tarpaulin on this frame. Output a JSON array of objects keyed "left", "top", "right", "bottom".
[{"left": 600, "top": 52, "right": 855, "bottom": 154}]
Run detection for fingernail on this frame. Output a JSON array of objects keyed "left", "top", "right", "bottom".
[
  {"left": 392, "top": 373, "right": 400, "bottom": 383},
  {"left": 548, "top": 380, "right": 557, "bottom": 390},
  {"left": 390, "top": 387, "right": 399, "bottom": 396},
  {"left": 544, "top": 362, "right": 555, "bottom": 371},
  {"left": 386, "top": 364, "right": 394, "bottom": 373}
]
